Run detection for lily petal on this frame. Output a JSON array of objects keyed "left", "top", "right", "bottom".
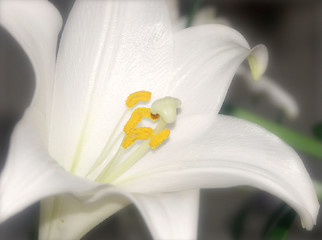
[
  {"left": 39, "top": 191, "right": 130, "bottom": 240},
  {"left": 0, "top": 0, "right": 62, "bottom": 123},
  {"left": 0, "top": 111, "right": 132, "bottom": 238},
  {"left": 0, "top": 111, "right": 101, "bottom": 222},
  {"left": 132, "top": 190, "right": 199, "bottom": 240},
  {"left": 169, "top": 24, "right": 268, "bottom": 116},
  {"left": 39, "top": 188, "right": 198, "bottom": 240},
  {"left": 49, "top": 0, "right": 174, "bottom": 174},
  {"left": 1, "top": 112, "right": 198, "bottom": 240},
  {"left": 116, "top": 115, "right": 319, "bottom": 230}
]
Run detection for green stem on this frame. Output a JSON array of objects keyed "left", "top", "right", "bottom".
[{"left": 226, "top": 106, "right": 322, "bottom": 159}]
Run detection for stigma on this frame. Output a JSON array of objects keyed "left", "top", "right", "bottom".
[{"left": 151, "top": 97, "right": 181, "bottom": 124}]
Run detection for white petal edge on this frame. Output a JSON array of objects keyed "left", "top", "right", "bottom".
[
  {"left": 115, "top": 115, "right": 319, "bottom": 230},
  {"left": 0, "top": 0, "right": 62, "bottom": 127},
  {"left": 168, "top": 24, "right": 268, "bottom": 116},
  {"left": 49, "top": 0, "right": 174, "bottom": 176}
]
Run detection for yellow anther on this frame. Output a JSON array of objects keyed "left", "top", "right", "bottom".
[
  {"left": 125, "top": 91, "right": 152, "bottom": 108},
  {"left": 121, "top": 93, "right": 175, "bottom": 150},
  {"left": 122, "top": 127, "right": 153, "bottom": 149},
  {"left": 124, "top": 107, "right": 159, "bottom": 136},
  {"left": 149, "top": 129, "right": 170, "bottom": 149}
]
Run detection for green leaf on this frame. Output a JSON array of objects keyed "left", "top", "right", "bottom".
[{"left": 312, "top": 122, "right": 322, "bottom": 141}]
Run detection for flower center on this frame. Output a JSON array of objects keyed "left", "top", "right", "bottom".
[{"left": 88, "top": 91, "right": 180, "bottom": 184}]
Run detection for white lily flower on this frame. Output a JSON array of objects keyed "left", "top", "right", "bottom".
[
  {"left": 0, "top": 1, "right": 318, "bottom": 240},
  {"left": 169, "top": 1, "right": 300, "bottom": 119}
]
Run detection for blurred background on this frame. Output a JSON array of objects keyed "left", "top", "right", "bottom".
[{"left": 0, "top": 0, "right": 321, "bottom": 239}]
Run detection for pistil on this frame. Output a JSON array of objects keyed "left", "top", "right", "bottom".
[{"left": 93, "top": 92, "right": 180, "bottom": 184}]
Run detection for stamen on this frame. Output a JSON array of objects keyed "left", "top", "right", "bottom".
[
  {"left": 92, "top": 93, "right": 153, "bottom": 175},
  {"left": 123, "top": 107, "right": 159, "bottom": 135},
  {"left": 122, "top": 127, "right": 153, "bottom": 149},
  {"left": 94, "top": 92, "right": 181, "bottom": 184},
  {"left": 86, "top": 110, "right": 128, "bottom": 177},
  {"left": 95, "top": 146, "right": 125, "bottom": 182},
  {"left": 125, "top": 91, "right": 152, "bottom": 108},
  {"left": 104, "top": 141, "right": 150, "bottom": 183},
  {"left": 149, "top": 129, "right": 170, "bottom": 149}
]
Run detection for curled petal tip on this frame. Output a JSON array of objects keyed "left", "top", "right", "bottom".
[{"left": 247, "top": 44, "right": 268, "bottom": 81}]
